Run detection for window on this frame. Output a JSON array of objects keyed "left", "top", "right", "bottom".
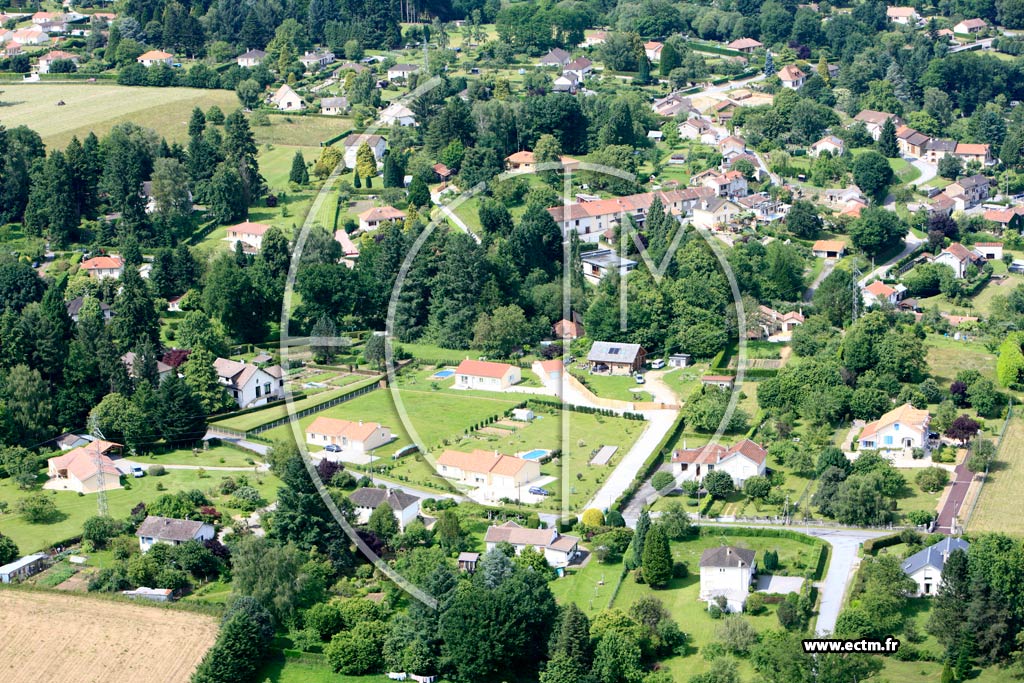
[
  {"left": 264, "top": 382, "right": 271, "bottom": 395},
  {"left": 884, "top": 435, "right": 893, "bottom": 446},
  {"left": 256, "top": 385, "right": 262, "bottom": 398}
]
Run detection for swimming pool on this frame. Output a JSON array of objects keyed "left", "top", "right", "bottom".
[
  {"left": 520, "top": 449, "right": 549, "bottom": 460},
  {"left": 431, "top": 369, "right": 455, "bottom": 379}
]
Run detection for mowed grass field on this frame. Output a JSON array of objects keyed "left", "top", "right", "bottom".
[
  {"left": 0, "top": 590, "right": 217, "bottom": 683},
  {"left": 0, "top": 83, "right": 238, "bottom": 148},
  {"left": 969, "top": 417, "right": 1024, "bottom": 535}
]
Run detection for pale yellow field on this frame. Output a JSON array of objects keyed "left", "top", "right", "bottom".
[
  {"left": 0, "top": 83, "right": 240, "bottom": 148},
  {"left": 0, "top": 589, "right": 218, "bottom": 683}
]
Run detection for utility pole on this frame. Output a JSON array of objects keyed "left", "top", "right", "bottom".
[
  {"left": 88, "top": 416, "right": 109, "bottom": 517},
  {"left": 851, "top": 262, "right": 862, "bottom": 322}
]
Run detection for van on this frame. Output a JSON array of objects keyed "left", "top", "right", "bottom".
[{"left": 649, "top": 359, "right": 666, "bottom": 369}]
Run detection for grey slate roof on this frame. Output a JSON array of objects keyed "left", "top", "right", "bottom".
[
  {"left": 901, "top": 537, "right": 969, "bottom": 575},
  {"left": 699, "top": 546, "right": 756, "bottom": 568},
  {"left": 135, "top": 516, "right": 207, "bottom": 542},
  {"left": 587, "top": 340, "right": 644, "bottom": 364},
  {"left": 349, "top": 487, "right": 419, "bottom": 511}
]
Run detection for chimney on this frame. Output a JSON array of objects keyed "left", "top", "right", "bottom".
[{"left": 358, "top": 420, "right": 363, "bottom": 426}]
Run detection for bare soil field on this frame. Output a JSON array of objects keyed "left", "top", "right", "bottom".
[{"left": 0, "top": 589, "right": 218, "bottom": 683}]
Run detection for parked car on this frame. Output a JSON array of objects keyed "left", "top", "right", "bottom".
[
  {"left": 529, "top": 487, "right": 551, "bottom": 496},
  {"left": 649, "top": 358, "right": 666, "bottom": 369},
  {"left": 131, "top": 466, "right": 145, "bottom": 478},
  {"left": 634, "top": 373, "right": 645, "bottom": 384},
  {"left": 324, "top": 444, "right": 341, "bottom": 453}
]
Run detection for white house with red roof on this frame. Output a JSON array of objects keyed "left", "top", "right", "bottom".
[
  {"left": 858, "top": 403, "right": 930, "bottom": 454},
  {"left": 454, "top": 359, "right": 521, "bottom": 390},
  {"left": 953, "top": 18, "right": 987, "bottom": 33},
  {"left": 225, "top": 221, "right": 271, "bottom": 252},
  {"left": 46, "top": 440, "right": 123, "bottom": 494},
  {"left": 484, "top": 521, "right": 580, "bottom": 568},
  {"left": 358, "top": 206, "right": 406, "bottom": 231},
  {"left": 862, "top": 280, "right": 905, "bottom": 307},
  {"left": 778, "top": 64, "right": 807, "bottom": 89},
  {"left": 80, "top": 255, "right": 125, "bottom": 279},
  {"left": 671, "top": 439, "right": 767, "bottom": 487},
  {"left": 931, "top": 243, "right": 985, "bottom": 278},
  {"left": 886, "top": 6, "right": 921, "bottom": 24},
  {"left": 436, "top": 449, "right": 540, "bottom": 493},
  {"left": 37, "top": 49, "right": 77, "bottom": 73},
  {"left": 137, "top": 50, "right": 173, "bottom": 67},
  {"left": 727, "top": 37, "right": 763, "bottom": 53},
  {"left": 214, "top": 357, "right": 284, "bottom": 408},
  {"left": 305, "top": 416, "right": 393, "bottom": 456},
  {"left": 810, "top": 135, "right": 845, "bottom": 157},
  {"left": 644, "top": 41, "right": 663, "bottom": 62}
]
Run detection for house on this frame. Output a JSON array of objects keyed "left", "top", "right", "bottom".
[
  {"left": 929, "top": 192, "right": 958, "bottom": 217},
  {"left": 853, "top": 110, "right": 904, "bottom": 141},
  {"left": 699, "top": 374, "right": 737, "bottom": 391},
  {"left": 485, "top": 521, "right": 580, "bottom": 568},
  {"left": 379, "top": 102, "right": 417, "bottom": 126},
  {"left": 932, "top": 242, "right": 985, "bottom": 278},
  {"left": 953, "top": 18, "right": 987, "bottom": 33},
  {"left": 457, "top": 552, "right": 480, "bottom": 572},
  {"left": 778, "top": 64, "right": 807, "bottom": 89},
  {"left": 547, "top": 187, "right": 714, "bottom": 242},
  {"left": 305, "top": 416, "right": 393, "bottom": 455},
  {"left": 505, "top": 150, "right": 580, "bottom": 173},
  {"left": 334, "top": 229, "right": 360, "bottom": 261},
  {"left": 433, "top": 163, "right": 452, "bottom": 184},
  {"left": 349, "top": 487, "right": 420, "bottom": 531},
  {"left": 691, "top": 197, "right": 743, "bottom": 231},
  {"left": 886, "top": 6, "right": 921, "bottom": 24},
  {"left": 581, "top": 31, "right": 608, "bottom": 48},
  {"left": 946, "top": 174, "right": 990, "bottom": 208},
  {"left": 136, "top": 515, "right": 215, "bottom": 552},
  {"left": 534, "top": 359, "right": 564, "bottom": 385},
  {"left": 755, "top": 305, "right": 804, "bottom": 338},
  {"left": 679, "top": 117, "right": 717, "bottom": 144},
  {"left": 3, "top": 42, "right": 24, "bottom": 57},
  {"left": 983, "top": 206, "right": 1024, "bottom": 232},
  {"left": 702, "top": 170, "right": 748, "bottom": 198},
  {"left": 643, "top": 41, "right": 663, "bottom": 62},
  {"left": 358, "top": 205, "right": 406, "bottom": 231},
  {"left": 80, "top": 255, "right": 125, "bottom": 279},
  {"left": 538, "top": 48, "right": 571, "bottom": 67},
  {"left": 902, "top": 537, "right": 970, "bottom": 597},
  {"left": 31, "top": 11, "right": 63, "bottom": 25},
  {"left": 669, "top": 353, "right": 692, "bottom": 368},
  {"left": 342, "top": 133, "right": 386, "bottom": 169},
  {"left": 236, "top": 49, "right": 266, "bottom": 67},
  {"left": 225, "top": 221, "right": 271, "bottom": 251},
  {"left": 213, "top": 357, "right": 284, "bottom": 408},
  {"left": 862, "top": 280, "right": 903, "bottom": 306},
  {"left": 299, "top": 49, "right": 335, "bottom": 70},
  {"left": 812, "top": 239, "right": 847, "bottom": 259},
  {"left": 727, "top": 37, "right": 763, "bottom": 53},
  {"left": 320, "top": 96, "right": 348, "bottom": 116},
  {"left": 580, "top": 249, "right": 637, "bottom": 284},
  {"left": 858, "top": 402, "right": 931, "bottom": 453},
  {"left": 10, "top": 27, "right": 47, "bottom": 45},
  {"left": 563, "top": 56, "right": 593, "bottom": 80},
  {"left": 46, "top": 441, "right": 123, "bottom": 494},
  {"left": 137, "top": 50, "right": 173, "bottom": 67},
  {"left": 270, "top": 83, "right": 305, "bottom": 110},
  {"left": 825, "top": 185, "right": 866, "bottom": 208},
  {"left": 699, "top": 546, "right": 756, "bottom": 612},
  {"left": 0, "top": 554, "right": 50, "bottom": 584},
  {"left": 121, "top": 351, "right": 175, "bottom": 382},
  {"left": 335, "top": 61, "right": 367, "bottom": 74},
  {"left": 672, "top": 439, "right": 767, "bottom": 488},
  {"left": 810, "top": 135, "right": 845, "bottom": 157},
  {"left": 924, "top": 138, "right": 957, "bottom": 164},
  {"left": 66, "top": 296, "right": 112, "bottom": 323},
  {"left": 454, "top": 359, "right": 522, "bottom": 390},
  {"left": 954, "top": 143, "right": 994, "bottom": 166},
  {"left": 553, "top": 72, "right": 580, "bottom": 93},
  {"left": 436, "top": 449, "right": 541, "bottom": 493},
  {"left": 896, "top": 126, "right": 931, "bottom": 158},
  {"left": 37, "top": 49, "right": 77, "bottom": 73},
  {"left": 553, "top": 316, "right": 585, "bottom": 340},
  {"left": 717, "top": 135, "right": 747, "bottom": 159},
  {"left": 652, "top": 93, "right": 698, "bottom": 118},
  {"left": 587, "top": 341, "right": 646, "bottom": 375},
  {"left": 387, "top": 63, "right": 419, "bottom": 81}
]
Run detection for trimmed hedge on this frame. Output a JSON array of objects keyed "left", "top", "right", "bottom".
[
  {"left": 685, "top": 41, "right": 745, "bottom": 57},
  {"left": 696, "top": 525, "right": 830, "bottom": 579},
  {"left": 862, "top": 532, "right": 903, "bottom": 555},
  {"left": 613, "top": 411, "right": 686, "bottom": 511}
]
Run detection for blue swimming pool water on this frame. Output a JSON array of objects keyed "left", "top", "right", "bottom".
[
  {"left": 432, "top": 369, "right": 455, "bottom": 378},
  {"left": 521, "top": 449, "right": 548, "bottom": 460}
]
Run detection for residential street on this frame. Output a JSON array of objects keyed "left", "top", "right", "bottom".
[
  {"left": 910, "top": 157, "right": 937, "bottom": 187},
  {"left": 935, "top": 461, "right": 973, "bottom": 533},
  {"left": 857, "top": 233, "right": 926, "bottom": 287}
]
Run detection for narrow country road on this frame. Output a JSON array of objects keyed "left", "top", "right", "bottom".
[
  {"left": 431, "top": 190, "right": 481, "bottom": 244},
  {"left": 804, "top": 258, "right": 836, "bottom": 302},
  {"left": 857, "top": 234, "right": 926, "bottom": 287}
]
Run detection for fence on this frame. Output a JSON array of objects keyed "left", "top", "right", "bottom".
[
  {"left": 248, "top": 379, "right": 384, "bottom": 435},
  {"left": 959, "top": 397, "right": 1014, "bottom": 530}
]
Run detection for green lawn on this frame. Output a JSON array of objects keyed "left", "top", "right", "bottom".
[
  {"left": 549, "top": 556, "right": 623, "bottom": 616},
  {"left": 570, "top": 369, "right": 653, "bottom": 401},
  {"left": 918, "top": 273, "right": 1023, "bottom": 319},
  {"left": 924, "top": 334, "right": 997, "bottom": 388},
  {"left": 257, "top": 654, "right": 392, "bottom": 683},
  {"left": 253, "top": 115, "right": 353, "bottom": 147},
  {"left": 0, "top": 467, "right": 282, "bottom": 553},
  {"left": 211, "top": 381, "right": 378, "bottom": 432},
  {"left": 129, "top": 445, "right": 260, "bottom": 468}
]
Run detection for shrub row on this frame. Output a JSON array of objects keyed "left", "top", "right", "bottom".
[{"left": 861, "top": 532, "right": 904, "bottom": 554}]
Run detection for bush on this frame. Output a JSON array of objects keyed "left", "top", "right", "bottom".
[
  {"left": 651, "top": 471, "right": 676, "bottom": 492},
  {"left": 915, "top": 467, "right": 949, "bottom": 493},
  {"left": 763, "top": 549, "right": 779, "bottom": 571},
  {"left": 149, "top": 464, "right": 166, "bottom": 476},
  {"left": 581, "top": 508, "right": 605, "bottom": 527},
  {"left": 745, "top": 592, "right": 766, "bottom": 615},
  {"left": 672, "top": 561, "right": 689, "bottom": 578}
]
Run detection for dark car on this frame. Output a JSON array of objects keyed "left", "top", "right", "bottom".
[
  {"left": 325, "top": 444, "right": 341, "bottom": 453},
  {"left": 529, "top": 487, "right": 551, "bottom": 496}
]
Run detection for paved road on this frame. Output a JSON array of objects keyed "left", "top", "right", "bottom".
[
  {"left": 935, "top": 462, "right": 973, "bottom": 533},
  {"left": 585, "top": 409, "right": 679, "bottom": 512},
  {"left": 910, "top": 157, "right": 938, "bottom": 187},
  {"left": 697, "top": 520, "right": 892, "bottom": 635},
  {"left": 857, "top": 234, "right": 926, "bottom": 287}
]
